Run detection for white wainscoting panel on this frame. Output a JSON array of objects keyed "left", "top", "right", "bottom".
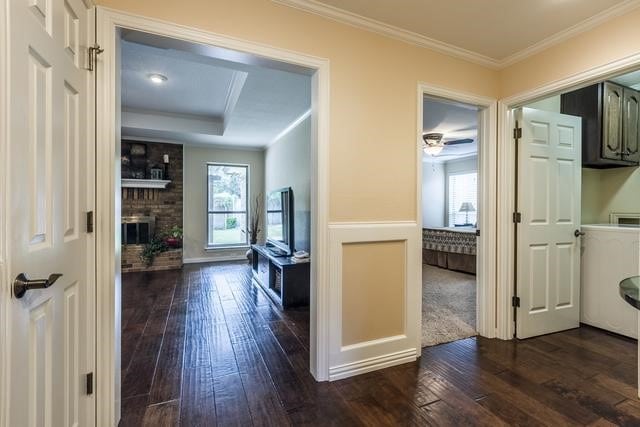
[{"left": 328, "top": 221, "right": 420, "bottom": 380}]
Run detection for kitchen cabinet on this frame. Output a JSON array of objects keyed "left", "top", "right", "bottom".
[
  {"left": 561, "top": 82, "right": 640, "bottom": 168},
  {"left": 623, "top": 87, "right": 640, "bottom": 163}
]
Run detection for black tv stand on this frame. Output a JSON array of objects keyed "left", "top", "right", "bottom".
[
  {"left": 265, "top": 245, "right": 287, "bottom": 257},
  {"left": 251, "top": 245, "right": 310, "bottom": 308}
]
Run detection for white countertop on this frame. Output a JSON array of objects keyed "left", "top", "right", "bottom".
[{"left": 582, "top": 224, "right": 640, "bottom": 233}]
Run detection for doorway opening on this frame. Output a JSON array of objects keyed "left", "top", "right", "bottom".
[
  {"left": 116, "top": 28, "right": 316, "bottom": 422},
  {"left": 95, "top": 11, "right": 330, "bottom": 423},
  {"left": 420, "top": 96, "right": 480, "bottom": 346},
  {"left": 416, "top": 83, "right": 499, "bottom": 347},
  {"left": 510, "top": 67, "right": 640, "bottom": 340}
]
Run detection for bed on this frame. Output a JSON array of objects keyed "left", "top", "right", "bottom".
[{"left": 422, "top": 227, "right": 477, "bottom": 275}]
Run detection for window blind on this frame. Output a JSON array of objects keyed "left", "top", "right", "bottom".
[{"left": 448, "top": 172, "right": 478, "bottom": 227}]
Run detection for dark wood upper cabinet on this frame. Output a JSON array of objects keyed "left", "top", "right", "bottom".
[
  {"left": 561, "top": 82, "right": 640, "bottom": 168},
  {"left": 602, "top": 82, "right": 623, "bottom": 160},
  {"left": 623, "top": 87, "right": 640, "bottom": 163}
]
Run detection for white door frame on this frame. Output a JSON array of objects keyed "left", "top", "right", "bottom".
[
  {"left": 417, "top": 83, "right": 498, "bottom": 340},
  {"left": 496, "top": 52, "right": 640, "bottom": 340},
  {"left": 94, "top": 7, "right": 330, "bottom": 425},
  {"left": 0, "top": 0, "right": 9, "bottom": 423}
]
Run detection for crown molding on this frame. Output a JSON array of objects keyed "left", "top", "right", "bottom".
[
  {"left": 271, "top": 0, "right": 501, "bottom": 69},
  {"left": 268, "top": 108, "right": 311, "bottom": 147},
  {"left": 273, "top": 0, "right": 640, "bottom": 70},
  {"left": 499, "top": 0, "right": 640, "bottom": 67}
]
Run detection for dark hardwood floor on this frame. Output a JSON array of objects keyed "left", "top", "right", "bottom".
[{"left": 120, "top": 262, "right": 640, "bottom": 426}]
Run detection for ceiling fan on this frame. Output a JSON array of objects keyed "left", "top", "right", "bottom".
[{"left": 422, "top": 132, "right": 473, "bottom": 156}]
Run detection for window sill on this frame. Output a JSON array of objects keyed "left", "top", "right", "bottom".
[{"left": 205, "top": 245, "right": 250, "bottom": 252}]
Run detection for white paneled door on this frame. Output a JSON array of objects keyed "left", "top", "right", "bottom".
[
  {"left": 515, "top": 107, "right": 582, "bottom": 339},
  {"left": 7, "top": 0, "right": 95, "bottom": 425}
]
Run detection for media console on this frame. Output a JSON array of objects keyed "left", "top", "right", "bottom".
[{"left": 251, "top": 245, "right": 310, "bottom": 309}]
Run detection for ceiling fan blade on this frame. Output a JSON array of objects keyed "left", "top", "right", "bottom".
[{"left": 444, "top": 138, "right": 474, "bottom": 145}]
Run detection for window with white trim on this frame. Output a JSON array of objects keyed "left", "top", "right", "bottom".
[
  {"left": 447, "top": 172, "right": 477, "bottom": 227},
  {"left": 207, "top": 164, "right": 249, "bottom": 247}
]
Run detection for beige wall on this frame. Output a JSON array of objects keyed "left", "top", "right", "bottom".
[
  {"left": 183, "top": 146, "right": 265, "bottom": 262},
  {"left": 97, "top": 0, "right": 498, "bottom": 222},
  {"left": 341, "top": 241, "right": 405, "bottom": 346},
  {"left": 582, "top": 169, "right": 603, "bottom": 224},
  {"left": 265, "top": 116, "right": 311, "bottom": 252},
  {"left": 582, "top": 167, "right": 640, "bottom": 224}
]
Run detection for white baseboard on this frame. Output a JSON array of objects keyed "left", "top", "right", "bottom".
[
  {"left": 329, "top": 348, "right": 418, "bottom": 381},
  {"left": 183, "top": 255, "right": 248, "bottom": 264}
]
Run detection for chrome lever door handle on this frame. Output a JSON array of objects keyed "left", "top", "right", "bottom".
[
  {"left": 13, "top": 273, "right": 63, "bottom": 299},
  {"left": 574, "top": 229, "right": 585, "bottom": 238}
]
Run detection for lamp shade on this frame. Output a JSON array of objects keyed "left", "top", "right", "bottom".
[{"left": 458, "top": 202, "right": 476, "bottom": 213}]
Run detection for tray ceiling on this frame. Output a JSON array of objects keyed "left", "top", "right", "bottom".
[{"left": 120, "top": 31, "right": 312, "bottom": 148}]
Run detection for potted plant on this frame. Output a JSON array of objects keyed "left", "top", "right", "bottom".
[
  {"left": 245, "top": 194, "right": 263, "bottom": 261},
  {"left": 140, "top": 236, "right": 168, "bottom": 267},
  {"left": 164, "top": 225, "right": 183, "bottom": 248}
]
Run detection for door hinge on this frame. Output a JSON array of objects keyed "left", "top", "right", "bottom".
[
  {"left": 513, "top": 126, "right": 522, "bottom": 140},
  {"left": 86, "top": 372, "right": 94, "bottom": 395},
  {"left": 512, "top": 296, "right": 521, "bottom": 308},
  {"left": 475, "top": 229, "right": 480, "bottom": 237},
  {"left": 86, "top": 211, "right": 94, "bottom": 233},
  {"left": 512, "top": 212, "right": 522, "bottom": 223},
  {"left": 86, "top": 44, "right": 104, "bottom": 72}
]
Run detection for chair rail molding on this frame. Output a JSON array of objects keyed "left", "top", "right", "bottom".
[
  {"left": 327, "top": 221, "right": 420, "bottom": 381},
  {"left": 95, "top": 7, "right": 330, "bottom": 425}
]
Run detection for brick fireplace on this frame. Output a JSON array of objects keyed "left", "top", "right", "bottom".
[{"left": 121, "top": 140, "right": 183, "bottom": 273}]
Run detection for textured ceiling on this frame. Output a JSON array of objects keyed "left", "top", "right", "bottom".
[
  {"left": 120, "top": 32, "right": 311, "bottom": 148},
  {"left": 423, "top": 97, "right": 478, "bottom": 162},
  {"left": 308, "top": 0, "right": 629, "bottom": 61}
]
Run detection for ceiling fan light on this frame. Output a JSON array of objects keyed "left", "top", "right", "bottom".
[
  {"left": 423, "top": 132, "right": 443, "bottom": 144},
  {"left": 148, "top": 73, "right": 168, "bottom": 84},
  {"left": 424, "top": 144, "right": 444, "bottom": 156}
]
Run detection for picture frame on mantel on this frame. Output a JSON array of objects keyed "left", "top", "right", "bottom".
[{"left": 150, "top": 168, "right": 164, "bottom": 180}]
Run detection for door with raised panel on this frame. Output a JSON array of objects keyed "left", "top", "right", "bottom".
[
  {"left": 515, "top": 107, "right": 582, "bottom": 339},
  {"left": 7, "top": 0, "right": 95, "bottom": 425},
  {"left": 603, "top": 82, "right": 624, "bottom": 160},
  {"left": 623, "top": 87, "right": 640, "bottom": 164}
]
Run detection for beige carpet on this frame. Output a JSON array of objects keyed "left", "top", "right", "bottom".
[{"left": 422, "top": 264, "right": 476, "bottom": 347}]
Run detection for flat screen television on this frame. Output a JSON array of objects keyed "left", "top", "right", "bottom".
[{"left": 266, "top": 187, "right": 294, "bottom": 255}]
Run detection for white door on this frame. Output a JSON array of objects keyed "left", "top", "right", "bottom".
[
  {"left": 6, "top": 0, "right": 95, "bottom": 425},
  {"left": 515, "top": 107, "right": 582, "bottom": 339}
]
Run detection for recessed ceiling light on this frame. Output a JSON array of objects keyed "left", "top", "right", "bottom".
[{"left": 148, "top": 73, "right": 168, "bottom": 84}]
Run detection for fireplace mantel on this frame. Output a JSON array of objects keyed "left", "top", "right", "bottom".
[{"left": 121, "top": 178, "right": 171, "bottom": 189}]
